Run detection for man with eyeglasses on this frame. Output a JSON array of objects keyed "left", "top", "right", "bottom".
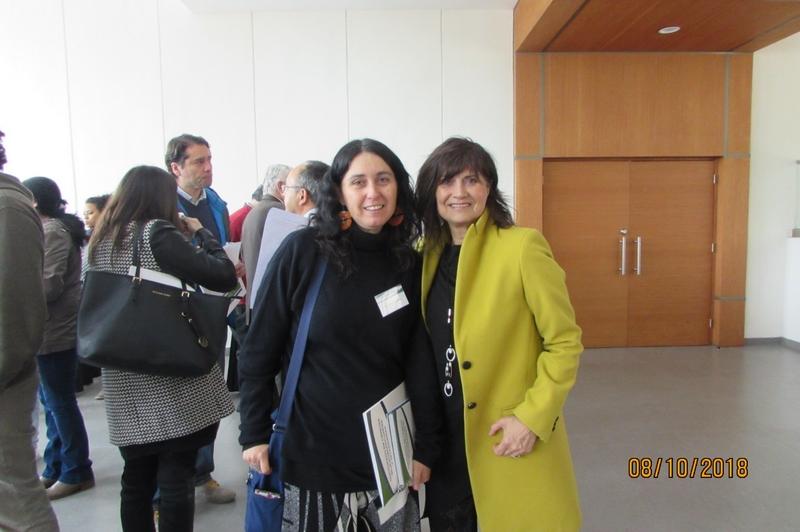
[{"left": 282, "top": 160, "right": 328, "bottom": 219}]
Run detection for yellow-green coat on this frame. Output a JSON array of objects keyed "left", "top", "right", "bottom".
[{"left": 421, "top": 212, "right": 583, "bottom": 532}]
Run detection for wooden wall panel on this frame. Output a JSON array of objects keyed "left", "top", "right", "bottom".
[
  {"left": 515, "top": 53, "right": 541, "bottom": 156},
  {"left": 726, "top": 54, "right": 753, "bottom": 155},
  {"left": 714, "top": 158, "right": 749, "bottom": 298},
  {"left": 544, "top": 54, "right": 726, "bottom": 157},
  {"left": 713, "top": 300, "right": 746, "bottom": 347},
  {"left": 514, "top": 158, "right": 543, "bottom": 230},
  {"left": 711, "top": 157, "right": 749, "bottom": 346}
]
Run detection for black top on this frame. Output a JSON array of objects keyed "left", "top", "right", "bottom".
[
  {"left": 178, "top": 195, "right": 221, "bottom": 242},
  {"left": 238, "top": 226, "right": 441, "bottom": 492},
  {"left": 149, "top": 221, "right": 235, "bottom": 292},
  {"left": 425, "top": 244, "right": 473, "bottom": 512}
]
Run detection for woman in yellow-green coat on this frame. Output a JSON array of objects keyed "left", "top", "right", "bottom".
[{"left": 414, "top": 137, "right": 583, "bottom": 532}]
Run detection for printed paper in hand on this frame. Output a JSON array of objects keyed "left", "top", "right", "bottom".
[{"left": 362, "top": 382, "right": 428, "bottom": 527}]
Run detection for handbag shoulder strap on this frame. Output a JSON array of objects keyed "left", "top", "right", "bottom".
[
  {"left": 273, "top": 258, "right": 327, "bottom": 433},
  {"left": 131, "top": 222, "right": 145, "bottom": 277}
]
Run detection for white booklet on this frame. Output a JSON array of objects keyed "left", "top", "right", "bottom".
[{"left": 362, "top": 382, "right": 429, "bottom": 528}]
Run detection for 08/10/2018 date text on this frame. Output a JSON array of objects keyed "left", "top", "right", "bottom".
[{"left": 628, "top": 457, "right": 749, "bottom": 479}]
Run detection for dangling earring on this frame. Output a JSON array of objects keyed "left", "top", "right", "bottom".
[
  {"left": 388, "top": 209, "right": 404, "bottom": 227},
  {"left": 339, "top": 208, "right": 352, "bottom": 231}
]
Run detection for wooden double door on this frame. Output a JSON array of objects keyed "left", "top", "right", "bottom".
[{"left": 543, "top": 160, "right": 714, "bottom": 347}]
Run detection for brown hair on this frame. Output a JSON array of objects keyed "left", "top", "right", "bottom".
[
  {"left": 89, "top": 165, "right": 181, "bottom": 262},
  {"left": 415, "top": 137, "right": 513, "bottom": 250}
]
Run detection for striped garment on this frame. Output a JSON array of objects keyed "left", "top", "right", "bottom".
[{"left": 281, "top": 483, "right": 422, "bottom": 532}]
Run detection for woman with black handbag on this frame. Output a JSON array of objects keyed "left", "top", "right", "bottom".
[{"left": 86, "top": 165, "right": 236, "bottom": 532}]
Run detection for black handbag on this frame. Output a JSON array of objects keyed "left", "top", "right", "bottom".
[{"left": 77, "top": 223, "right": 229, "bottom": 377}]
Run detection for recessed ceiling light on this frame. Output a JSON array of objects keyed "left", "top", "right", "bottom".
[{"left": 658, "top": 26, "right": 681, "bottom": 35}]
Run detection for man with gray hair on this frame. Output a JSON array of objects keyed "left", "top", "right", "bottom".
[
  {"left": 283, "top": 160, "right": 329, "bottom": 219},
  {"left": 241, "top": 164, "right": 290, "bottom": 307}
]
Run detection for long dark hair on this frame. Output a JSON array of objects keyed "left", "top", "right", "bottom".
[
  {"left": 314, "top": 139, "right": 420, "bottom": 277},
  {"left": 88, "top": 165, "right": 181, "bottom": 262},
  {"left": 415, "top": 137, "right": 513, "bottom": 250},
  {"left": 23, "top": 176, "right": 85, "bottom": 250}
]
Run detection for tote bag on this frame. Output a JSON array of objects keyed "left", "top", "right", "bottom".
[{"left": 77, "top": 224, "right": 228, "bottom": 377}]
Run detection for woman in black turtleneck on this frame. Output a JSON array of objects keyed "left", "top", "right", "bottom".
[{"left": 238, "top": 139, "right": 441, "bottom": 532}]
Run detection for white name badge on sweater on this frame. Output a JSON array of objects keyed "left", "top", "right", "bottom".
[{"left": 374, "top": 285, "right": 409, "bottom": 317}]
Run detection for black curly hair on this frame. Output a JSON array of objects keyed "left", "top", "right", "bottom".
[{"left": 313, "top": 139, "right": 420, "bottom": 277}]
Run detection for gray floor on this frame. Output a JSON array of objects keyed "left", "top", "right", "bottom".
[{"left": 41, "top": 344, "right": 800, "bottom": 531}]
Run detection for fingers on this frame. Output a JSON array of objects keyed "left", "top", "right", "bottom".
[
  {"left": 258, "top": 452, "right": 272, "bottom": 475},
  {"left": 488, "top": 419, "right": 506, "bottom": 437},
  {"left": 490, "top": 416, "right": 538, "bottom": 458},
  {"left": 411, "top": 461, "right": 431, "bottom": 491},
  {"left": 242, "top": 444, "right": 271, "bottom": 474}
]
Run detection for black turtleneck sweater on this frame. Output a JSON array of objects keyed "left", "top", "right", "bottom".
[{"left": 238, "top": 226, "right": 441, "bottom": 492}]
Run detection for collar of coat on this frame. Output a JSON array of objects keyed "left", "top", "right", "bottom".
[{"left": 421, "top": 210, "right": 493, "bottom": 323}]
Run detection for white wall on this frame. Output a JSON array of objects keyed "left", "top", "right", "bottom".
[
  {"left": 747, "top": 31, "right": 800, "bottom": 339},
  {"left": 0, "top": 0, "right": 512, "bottom": 215},
  {"left": 784, "top": 240, "right": 800, "bottom": 342}
]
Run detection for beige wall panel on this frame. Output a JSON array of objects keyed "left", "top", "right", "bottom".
[
  {"left": 515, "top": 53, "right": 541, "bottom": 156},
  {"left": 714, "top": 158, "right": 750, "bottom": 298},
  {"left": 544, "top": 54, "right": 726, "bottom": 157},
  {"left": 514, "top": 158, "right": 542, "bottom": 229},
  {"left": 713, "top": 300, "right": 746, "bottom": 347},
  {"left": 727, "top": 54, "right": 753, "bottom": 155}
]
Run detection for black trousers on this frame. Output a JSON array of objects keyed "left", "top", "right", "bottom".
[
  {"left": 119, "top": 445, "right": 199, "bottom": 532},
  {"left": 428, "top": 495, "right": 478, "bottom": 532}
]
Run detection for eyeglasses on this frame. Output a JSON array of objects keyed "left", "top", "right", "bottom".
[{"left": 282, "top": 185, "right": 304, "bottom": 191}]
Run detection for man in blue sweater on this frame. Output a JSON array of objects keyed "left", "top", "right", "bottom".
[{"left": 165, "top": 134, "right": 235, "bottom": 504}]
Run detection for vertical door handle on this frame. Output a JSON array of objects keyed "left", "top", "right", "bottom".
[
  {"left": 634, "top": 236, "right": 642, "bottom": 275},
  {"left": 618, "top": 229, "right": 628, "bottom": 276}
]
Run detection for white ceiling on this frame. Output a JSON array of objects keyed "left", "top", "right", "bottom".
[{"left": 181, "top": 0, "right": 517, "bottom": 12}]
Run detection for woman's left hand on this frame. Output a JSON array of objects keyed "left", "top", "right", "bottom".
[
  {"left": 411, "top": 460, "right": 431, "bottom": 491},
  {"left": 489, "top": 415, "right": 538, "bottom": 458}
]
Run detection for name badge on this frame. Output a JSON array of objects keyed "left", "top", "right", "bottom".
[{"left": 374, "top": 285, "right": 409, "bottom": 318}]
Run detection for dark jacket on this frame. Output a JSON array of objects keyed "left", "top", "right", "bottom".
[{"left": 0, "top": 172, "right": 45, "bottom": 390}]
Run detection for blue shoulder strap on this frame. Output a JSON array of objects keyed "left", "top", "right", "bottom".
[{"left": 272, "top": 259, "right": 327, "bottom": 433}]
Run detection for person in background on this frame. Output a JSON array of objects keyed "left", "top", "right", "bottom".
[
  {"left": 79, "top": 193, "right": 111, "bottom": 399},
  {"left": 22, "top": 176, "right": 95, "bottom": 501},
  {"left": 414, "top": 137, "right": 583, "bottom": 531},
  {"left": 167, "top": 134, "right": 230, "bottom": 245},
  {"left": 87, "top": 165, "right": 236, "bottom": 532},
  {"left": 283, "top": 160, "right": 328, "bottom": 219},
  {"left": 165, "top": 133, "right": 237, "bottom": 504},
  {"left": 83, "top": 194, "right": 110, "bottom": 236},
  {"left": 240, "top": 163, "right": 289, "bottom": 308},
  {"left": 239, "top": 139, "right": 441, "bottom": 531},
  {"left": 228, "top": 184, "right": 263, "bottom": 243},
  {"left": 0, "top": 130, "right": 60, "bottom": 530},
  {"left": 225, "top": 182, "right": 270, "bottom": 391}
]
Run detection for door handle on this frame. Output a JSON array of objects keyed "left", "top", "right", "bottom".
[
  {"left": 618, "top": 229, "right": 628, "bottom": 276},
  {"left": 634, "top": 236, "right": 642, "bottom": 276}
]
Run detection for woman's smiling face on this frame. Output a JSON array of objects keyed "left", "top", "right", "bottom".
[{"left": 339, "top": 152, "right": 398, "bottom": 234}]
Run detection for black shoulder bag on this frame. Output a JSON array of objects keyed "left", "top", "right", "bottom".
[{"left": 77, "top": 223, "right": 229, "bottom": 377}]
